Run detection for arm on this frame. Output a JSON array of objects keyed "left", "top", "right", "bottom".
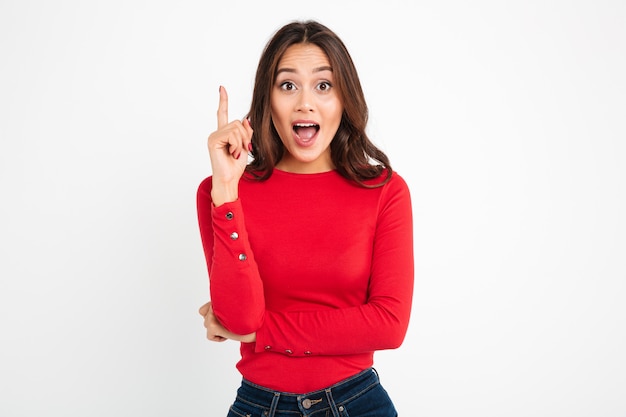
[
  {"left": 254, "top": 175, "right": 414, "bottom": 356},
  {"left": 197, "top": 178, "right": 265, "bottom": 335},
  {"left": 197, "top": 86, "right": 262, "bottom": 335},
  {"left": 199, "top": 301, "right": 256, "bottom": 343}
]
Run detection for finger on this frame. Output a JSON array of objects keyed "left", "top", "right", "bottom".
[
  {"left": 229, "top": 120, "right": 253, "bottom": 159},
  {"left": 198, "top": 301, "right": 211, "bottom": 316},
  {"left": 203, "top": 309, "right": 217, "bottom": 329},
  {"left": 206, "top": 321, "right": 228, "bottom": 341},
  {"left": 243, "top": 118, "right": 254, "bottom": 153},
  {"left": 217, "top": 86, "right": 228, "bottom": 129},
  {"left": 209, "top": 335, "right": 227, "bottom": 342}
]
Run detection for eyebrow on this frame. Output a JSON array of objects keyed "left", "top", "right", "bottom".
[{"left": 276, "top": 66, "right": 333, "bottom": 76}]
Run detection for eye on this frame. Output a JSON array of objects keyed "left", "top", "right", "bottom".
[
  {"left": 317, "top": 81, "right": 332, "bottom": 92},
  {"left": 279, "top": 81, "right": 296, "bottom": 91}
]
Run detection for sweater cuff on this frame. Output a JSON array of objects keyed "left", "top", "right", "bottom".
[
  {"left": 211, "top": 199, "right": 254, "bottom": 264},
  {"left": 254, "top": 314, "right": 315, "bottom": 357}
]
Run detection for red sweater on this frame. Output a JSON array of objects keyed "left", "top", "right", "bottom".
[{"left": 197, "top": 169, "right": 414, "bottom": 393}]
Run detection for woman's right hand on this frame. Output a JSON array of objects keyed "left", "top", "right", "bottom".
[
  {"left": 199, "top": 301, "right": 257, "bottom": 344},
  {"left": 207, "top": 86, "right": 253, "bottom": 206}
]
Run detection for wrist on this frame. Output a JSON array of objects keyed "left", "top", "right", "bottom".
[
  {"left": 239, "top": 332, "right": 257, "bottom": 343},
  {"left": 211, "top": 182, "right": 238, "bottom": 207}
]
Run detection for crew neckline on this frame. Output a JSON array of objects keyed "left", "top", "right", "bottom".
[{"left": 272, "top": 168, "right": 339, "bottom": 178}]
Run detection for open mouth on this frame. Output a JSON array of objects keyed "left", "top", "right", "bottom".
[{"left": 293, "top": 123, "right": 320, "bottom": 141}]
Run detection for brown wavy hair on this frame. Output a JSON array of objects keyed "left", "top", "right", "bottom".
[{"left": 245, "top": 20, "right": 392, "bottom": 188}]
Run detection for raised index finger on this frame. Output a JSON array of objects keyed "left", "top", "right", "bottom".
[{"left": 217, "top": 85, "right": 228, "bottom": 129}]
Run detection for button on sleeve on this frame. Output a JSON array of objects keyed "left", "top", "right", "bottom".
[
  {"left": 211, "top": 201, "right": 256, "bottom": 264},
  {"left": 198, "top": 185, "right": 264, "bottom": 336}
]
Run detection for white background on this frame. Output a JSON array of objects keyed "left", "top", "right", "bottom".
[{"left": 1, "top": 1, "right": 625, "bottom": 416}]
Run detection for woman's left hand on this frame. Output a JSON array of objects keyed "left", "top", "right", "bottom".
[{"left": 199, "top": 301, "right": 256, "bottom": 343}]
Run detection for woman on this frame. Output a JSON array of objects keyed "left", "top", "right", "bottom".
[{"left": 197, "top": 20, "right": 413, "bottom": 416}]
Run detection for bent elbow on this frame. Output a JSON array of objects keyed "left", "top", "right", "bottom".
[
  {"left": 372, "top": 302, "right": 411, "bottom": 350},
  {"left": 380, "top": 312, "right": 410, "bottom": 350},
  {"left": 386, "top": 330, "right": 407, "bottom": 350},
  {"left": 217, "top": 308, "right": 264, "bottom": 336}
]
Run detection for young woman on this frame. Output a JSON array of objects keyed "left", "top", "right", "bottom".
[{"left": 197, "top": 20, "right": 414, "bottom": 417}]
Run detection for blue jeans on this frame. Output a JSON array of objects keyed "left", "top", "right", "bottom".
[{"left": 226, "top": 368, "right": 398, "bottom": 417}]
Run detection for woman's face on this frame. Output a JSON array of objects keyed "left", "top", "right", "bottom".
[{"left": 271, "top": 43, "right": 343, "bottom": 173}]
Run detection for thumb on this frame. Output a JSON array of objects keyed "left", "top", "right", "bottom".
[{"left": 198, "top": 301, "right": 212, "bottom": 316}]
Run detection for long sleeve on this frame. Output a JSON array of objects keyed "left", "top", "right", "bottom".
[
  {"left": 197, "top": 169, "right": 414, "bottom": 393},
  {"left": 254, "top": 173, "right": 414, "bottom": 356},
  {"left": 196, "top": 177, "right": 265, "bottom": 334}
]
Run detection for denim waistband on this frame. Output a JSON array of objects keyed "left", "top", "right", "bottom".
[{"left": 237, "top": 368, "right": 379, "bottom": 415}]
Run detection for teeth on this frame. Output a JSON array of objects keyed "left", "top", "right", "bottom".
[{"left": 294, "top": 123, "right": 318, "bottom": 127}]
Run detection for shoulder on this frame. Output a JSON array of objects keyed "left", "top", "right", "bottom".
[
  {"left": 374, "top": 171, "right": 412, "bottom": 215},
  {"left": 383, "top": 171, "right": 411, "bottom": 202},
  {"left": 197, "top": 176, "right": 213, "bottom": 204},
  {"left": 363, "top": 169, "right": 410, "bottom": 193},
  {"left": 198, "top": 176, "right": 213, "bottom": 191},
  {"left": 388, "top": 171, "right": 410, "bottom": 194}
]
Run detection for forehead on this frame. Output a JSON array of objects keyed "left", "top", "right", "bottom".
[{"left": 277, "top": 43, "right": 331, "bottom": 70}]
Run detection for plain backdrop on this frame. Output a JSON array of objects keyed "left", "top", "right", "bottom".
[{"left": 1, "top": 1, "right": 625, "bottom": 416}]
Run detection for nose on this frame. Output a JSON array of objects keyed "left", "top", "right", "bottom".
[{"left": 295, "top": 90, "right": 314, "bottom": 112}]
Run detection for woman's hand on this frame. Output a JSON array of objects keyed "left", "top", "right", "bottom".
[
  {"left": 198, "top": 301, "right": 256, "bottom": 343},
  {"left": 207, "top": 86, "right": 254, "bottom": 206}
]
